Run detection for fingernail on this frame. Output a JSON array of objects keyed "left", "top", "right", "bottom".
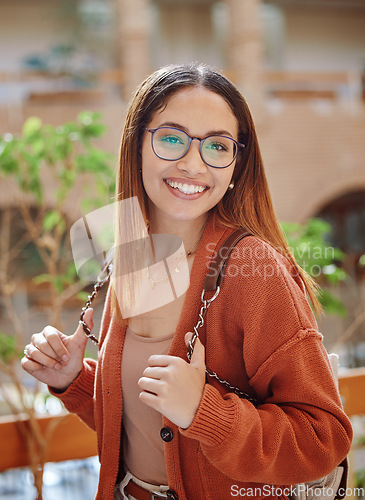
[
  {"left": 55, "top": 363, "right": 62, "bottom": 370},
  {"left": 61, "top": 354, "right": 69, "bottom": 364}
]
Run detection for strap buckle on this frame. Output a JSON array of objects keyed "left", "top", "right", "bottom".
[
  {"left": 150, "top": 490, "right": 168, "bottom": 499},
  {"left": 201, "top": 286, "right": 220, "bottom": 305}
]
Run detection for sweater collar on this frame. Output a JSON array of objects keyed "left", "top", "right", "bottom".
[{"left": 168, "top": 212, "right": 234, "bottom": 357}]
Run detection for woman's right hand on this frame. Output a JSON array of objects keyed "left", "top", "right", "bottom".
[{"left": 21, "top": 308, "right": 94, "bottom": 391}]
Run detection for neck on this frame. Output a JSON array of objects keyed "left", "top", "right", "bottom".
[{"left": 148, "top": 213, "right": 209, "bottom": 255}]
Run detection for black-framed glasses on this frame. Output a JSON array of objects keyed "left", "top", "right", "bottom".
[{"left": 146, "top": 126, "right": 245, "bottom": 169}]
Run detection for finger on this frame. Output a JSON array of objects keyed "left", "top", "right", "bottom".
[
  {"left": 139, "top": 390, "right": 160, "bottom": 411},
  {"left": 24, "top": 344, "right": 63, "bottom": 370},
  {"left": 184, "top": 332, "right": 205, "bottom": 366},
  {"left": 32, "top": 331, "right": 67, "bottom": 365},
  {"left": 39, "top": 327, "right": 69, "bottom": 364},
  {"left": 184, "top": 331, "right": 193, "bottom": 346},
  {"left": 189, "top": 338, "right": 206, "bottom": 369},
  {"left": 148, "top": 354, "right": 176, "bottom": 367},
  {"left": 184, "top": 331, "right": 200, "bottom": 356},
  {"left": 73, "top": 308, "right": 94, "bottom": 346},
  {"left": 142, "top": 366, "right": 165, "bottom": 379},
  {"left": 138, "top": 376, "right": 163, "bottom": 395},
  {"left": 21, "top": 355, "right": 47, "bottom": 375}
]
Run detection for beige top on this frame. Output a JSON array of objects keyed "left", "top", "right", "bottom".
[{"left": 121, "top": 326, "right": 174, "bottom": 485}]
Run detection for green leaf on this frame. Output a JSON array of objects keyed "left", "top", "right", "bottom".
[
  {"left": 65, "top": 262, "right": 77, "bottom": 280},
  {"left": 83, "top": 123, "right": 106, "bottom": 138},
  {"left": 75, "top": 149, "right": 114, "bottom": 174},
  {"left": 78, "top": 111, "right": 106, "bottom": 140},
  {"left": 54, "top": 139, "right": 73, "bottom": 161},
  {"left": 322, "top": 266, "right": 347, "bottom": 285},
  {"left": 76, "top": 291, "right": 90, "bottom": 302},
  {"left": 22, "top": 117, "right": 42, "bottom": 138},
  {"left": 84, "top": 348, "right": 98, "bottom": 360},
  {"left": 32, "top": 138, "right": 45, "bottom": 157},
  {"left": 32, "top": 274, "right": 53, "bottom": 285},
  {"left": 0, "top": 141, "right": 19, "bottom": 175},
  {"left": 0, "top": 332, "right": 18, "bottom": 363},
  {"left": 43, "top": 211, "right": 62, "bottom": 231},
  {"left": 54, "top": 276, "right": 65, "bottom": 293},
  {"left": 60, "top": 168, "right": 76, "bottom": 184},
  {"left": 355, "top": 468, "right": 365, "bottom": 489},
  {"left": 319, "top": 289, "right": 347, "bottom": 317},
  {"left": 281, "top": 218, "right": 348, "bottom": 317},
  {"left": 56, "top": 218, "right": 66, "bottom": 233},
  {"left": 78, "top": 111, "right": 101, "bottom": 125},
  {"left": 0, "top": 155, "right": 19, "bottom": 175}
]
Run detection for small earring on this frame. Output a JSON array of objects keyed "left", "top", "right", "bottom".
[{"left": 228, "top": 183, "right": 234, "bottom": 190}]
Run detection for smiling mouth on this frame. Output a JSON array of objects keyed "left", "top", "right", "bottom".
[{"left": 164, "top": 179, "right": 209, "bottom": 195}]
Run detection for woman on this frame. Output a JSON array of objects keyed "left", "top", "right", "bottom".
[{"left": 22, "top": 63, "right": 352, "bottom": 500}]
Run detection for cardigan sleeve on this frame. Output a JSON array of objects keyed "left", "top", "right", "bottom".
[
  {"left": 180, "top": 237, "right": 352, "bottom": 486},
  {"left": 48, "top": 285, "right": 113, "bottom": 431},
  {"left": 49, "top": 358, "right": 97, "bottom": 430}
]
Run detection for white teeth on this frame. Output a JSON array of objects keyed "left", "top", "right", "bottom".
[{"left": 165, "top": 179, "right": 206, "bottom": 194}]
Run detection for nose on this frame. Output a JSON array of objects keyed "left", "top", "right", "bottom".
[{"left": 176, "top": 138, "right": 207, "bottom": 175}]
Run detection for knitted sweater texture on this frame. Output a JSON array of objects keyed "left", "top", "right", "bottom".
[{"left": 53, "top": 216, "right": 352, "bottom": 500}]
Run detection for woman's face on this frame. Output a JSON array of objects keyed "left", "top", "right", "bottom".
[{"left": 141, "top": 86, "right": 238, "bottom": 228}]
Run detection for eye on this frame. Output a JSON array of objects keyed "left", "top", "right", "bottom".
[
  {"left": 155, "top": 130, "right": 187, "bottom": 151},
  {"left": 159, "top": 134, "right": 184, "bottom": 145},
  {"left": 204, "top": 139, "right": 229, "bottom": 153},
  {"left": 208, "top": 142, "right": 228, "bottom": 151}
]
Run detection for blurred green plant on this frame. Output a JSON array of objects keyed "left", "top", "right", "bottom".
[
  {"left": 0, "top": 331, "right": 18, "bottom": 364},
  {"left": 0, "top": 112, "right": 115, "bottom": 499},
  {"left": 0, "top": 111, "right": 115, "bottom": 328},
  {"left": 356, "top": 468, "right": 365, "bottom": 497},
  {"left": 0, "top": 111, "right": 114, "bottom": 205},
  {"left": 282, "top": 218, "right": 347, "bottom": 316}
]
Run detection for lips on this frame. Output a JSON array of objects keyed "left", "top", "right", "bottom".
[{"left": 164, "top": 178, "right": 210, "bottom": 195}]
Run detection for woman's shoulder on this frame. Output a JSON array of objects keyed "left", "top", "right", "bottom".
[
  {"left": 209, "top": 219, "right": 285, "bottom": 263},
  {"left": 223, "top": 232, "right": 306, "bottom": 294},
  {"left": 229, "top": 232, "right": 291, "bottom": 268},
  {"left": 220, "top": 232, "right": 318, "bottom": 339}
]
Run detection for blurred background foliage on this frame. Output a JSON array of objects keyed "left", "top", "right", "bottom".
[
  {"left": 282, "top": 218, "right": 348, "bottom": 317},
  {"left": 0, "top": 113, "right": 115, "bottom": 498}
]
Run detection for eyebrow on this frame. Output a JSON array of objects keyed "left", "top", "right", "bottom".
[{"left": 158, "top": 121, "right": 234, "bottom": 139}]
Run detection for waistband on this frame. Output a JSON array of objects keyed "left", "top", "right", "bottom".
[{"left": 117, "top": 470, "right": 170, "bottom": 500}]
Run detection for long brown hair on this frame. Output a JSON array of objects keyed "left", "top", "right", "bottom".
[{"left": 114, "top": 63, "right": 321, "bottom": 315}]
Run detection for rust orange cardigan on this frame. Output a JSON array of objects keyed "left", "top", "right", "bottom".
[{"left": 52, "top": 216, "right": 352, "bottom": 500}]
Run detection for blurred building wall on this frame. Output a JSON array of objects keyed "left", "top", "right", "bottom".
[
  {"left": 0, "top": 0, "right": 364, "bottom": 355},
  {"left": 1, "top": 0, "right": 364, "bottom": 220}
]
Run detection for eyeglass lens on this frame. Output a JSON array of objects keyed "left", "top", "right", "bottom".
[{"left": 151, "top": 127, "right": 237, "bottom": 168}]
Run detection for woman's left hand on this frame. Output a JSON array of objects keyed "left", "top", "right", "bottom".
[{"left": 138, "top": 332, "right": 206, "bottom": 429}]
